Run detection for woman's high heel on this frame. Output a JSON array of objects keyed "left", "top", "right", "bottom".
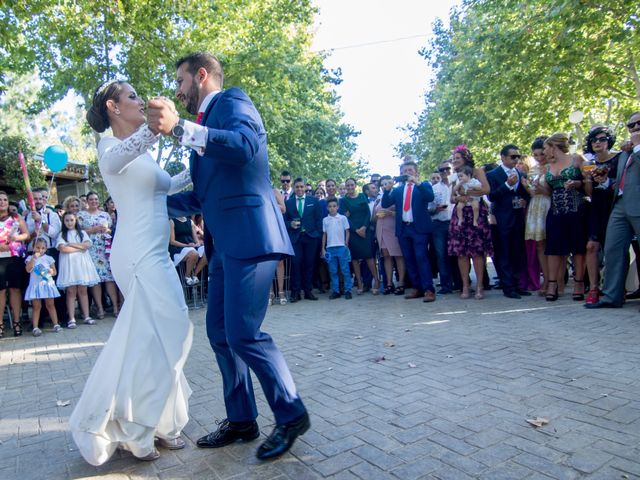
[
  {"left": 13, "top": 322, "right": 22, "bottom": 337},
  {"left": 546, "top": 280, "right": 558, "bottom": 302}
]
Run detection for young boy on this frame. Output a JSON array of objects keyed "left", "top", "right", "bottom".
[{"left": 321, "top": 198, "right": 353, "bottom": 299}]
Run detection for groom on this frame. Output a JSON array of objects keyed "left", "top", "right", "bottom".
[{"left": 148, "top": 52, "right": 309, "bottom": 460}]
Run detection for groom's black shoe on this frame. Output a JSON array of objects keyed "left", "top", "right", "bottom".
[
  {"left": 196, "top": 419, "right": 259, "bottom": 448},
  {"left": 256, "top": 411, "right": 310, "bottom": 460}
]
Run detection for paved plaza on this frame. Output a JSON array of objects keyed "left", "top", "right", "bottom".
[{"left": 1, "top": 289, "right": 639, "bottom": 479}]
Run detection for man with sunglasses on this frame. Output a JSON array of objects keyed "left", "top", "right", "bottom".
[
  {"left": 487, "top": 144, "right": 531, "bottom": 299},
  {"left": 586, "top": 112, "right": 640, "bottom": 309},
  {"left": 280, "top": 170, "right": 293, "bottom": 201}
]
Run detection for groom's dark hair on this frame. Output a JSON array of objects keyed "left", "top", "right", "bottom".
[{"left": 176, "top": 52, "right": 224, "bottom": 88}]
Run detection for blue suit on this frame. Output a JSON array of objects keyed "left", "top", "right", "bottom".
[
  {"left": 487, "top": 167, "right": 530, "bottom": 294},
  {"left": 382, "top": 182, "right": 436, "bottom": 292},
  {"left": 284, "top": 195, "right": 323, "bottom": 296},
  {"left": 168, "top": 87, "right": 305, "bottom": 425}
]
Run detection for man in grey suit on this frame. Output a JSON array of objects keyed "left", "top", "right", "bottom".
[{"left": 586, "top": 111, "right": 640, "bottom": 308}]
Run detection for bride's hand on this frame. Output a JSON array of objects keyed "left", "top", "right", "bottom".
[{"left": 147, "top": 97, "right": 179, "bottom": 136}]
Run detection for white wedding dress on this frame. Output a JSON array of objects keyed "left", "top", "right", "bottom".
[{"left": 69, "top": 126, "right": 194, "bottom": 465}]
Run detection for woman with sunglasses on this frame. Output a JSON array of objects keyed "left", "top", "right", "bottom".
[
  {"left": 583, "top": 126, "right": 620, "bottom": 304},
  {"left": 542, "top": 133, "right": 590, "bottom": 301}
]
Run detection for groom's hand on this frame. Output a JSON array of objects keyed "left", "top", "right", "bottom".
[{"left": 147, "top": 97, "right": 179, "bottom": 136}]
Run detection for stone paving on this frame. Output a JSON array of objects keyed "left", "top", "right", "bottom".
[{"left": 1, "top": 288, "right": 640, "bottom": 480}]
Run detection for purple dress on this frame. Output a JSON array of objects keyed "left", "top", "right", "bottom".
[{"left": 448, "top": 200, "right": 493, "bottom": 257}]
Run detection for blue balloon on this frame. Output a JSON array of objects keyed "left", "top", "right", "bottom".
[{"left": 43, "top": 145, "right": 69, "bottom": 173}]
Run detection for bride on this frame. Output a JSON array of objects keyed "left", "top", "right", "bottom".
[{"left": 69, "top": 80, "right": 193, "bottom": 465}]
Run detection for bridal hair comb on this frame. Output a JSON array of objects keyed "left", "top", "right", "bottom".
[{"left": 95, "top": 80, "right": 118, "bottom": 97}]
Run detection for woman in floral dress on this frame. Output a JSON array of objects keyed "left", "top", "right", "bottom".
[{"left": 78, "top": 191, "right": 119, "bottom": 318}]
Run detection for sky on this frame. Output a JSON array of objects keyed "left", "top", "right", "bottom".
[{"left": 311, "top": 0, "right": 460, "bottom": 175}]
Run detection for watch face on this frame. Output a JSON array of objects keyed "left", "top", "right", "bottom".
[{"left": 172, "top": 124, "right": 184, "bottom": 137}]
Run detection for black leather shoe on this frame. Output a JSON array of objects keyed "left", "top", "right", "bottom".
[
  {"left": 437, "top": 288, "right": 453, "bottom": 295},
  {"left": 503, "top": 290, "right": 521, "bottom": 299},
  {"left": 626, "top": 288, "right": 640, "bottom": 299},
  {"left": 304, "top": 292, "right": 318, "bottom": 301},
  {"left": 289, "top": 294, "right": 301, "bottom": 303},
  {"left": 584, "top": 301, "right": 622, "bottom": 309},
  {"left": 256, "top": 412, "right": 310, "bottom": 460},
  {"left": 329, "top": 292, "right": 341, "bottom": 299},
  {"left": 197, "top": 419, "right": 259, "bottom": 448},
  {"left": 516, "top": 289, "right": 532, "bottom": 296}
]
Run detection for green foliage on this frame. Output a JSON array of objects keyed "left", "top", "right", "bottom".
[
  {"left": 0, "top": 136, "right": 45, "bottom": 198},
  {"left": 403, "top": 0, "right": 640, "bottom": 173},
  {"left": 1, "top": 0, "right": 358, "bottom": 184}
]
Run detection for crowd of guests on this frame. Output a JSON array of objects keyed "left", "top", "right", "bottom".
[
  {"left": 0, "top": 188, "right": 125, "bottom": 338},
  {"left": 2, "top": 113, "right": 638, "bottom": 338},
  {"left": 273, "top": 112, "right": 640, "bottom": 310}
]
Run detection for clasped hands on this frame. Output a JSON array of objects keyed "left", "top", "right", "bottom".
[{"left": 147, "top": 97, "right": 180, "bottom": 136}]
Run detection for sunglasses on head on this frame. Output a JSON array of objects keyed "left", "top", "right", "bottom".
[
  {"left": 281, "top": 179, "right": 291, "bottom": 183},
  {"left": 591, "top": 136, "right": 608, "bottom": 143},
  {"left": 627, "top": 120, "right": 640, "bottom": 129},
  {"left": 509, "top": 154, "right": 522, "bottom": 160}
]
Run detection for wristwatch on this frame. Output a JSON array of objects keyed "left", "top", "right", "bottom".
[{"left": 171, "top": 119, "right": 185, "bottom": 141}]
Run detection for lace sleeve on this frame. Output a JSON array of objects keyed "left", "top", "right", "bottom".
[
  {"left": 98, "top": 125, "right": 159, "bottom": 175},
  {"left": 168, "top": 169, "right": 193, "bottom": 195}
]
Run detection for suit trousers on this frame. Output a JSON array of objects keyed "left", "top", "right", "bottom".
[
  {"left": 492, "top": 217, "right": 526, "bottom": 293},
  {"left": 431, "top": 220, "right": 453, "bottom": 290},
  {"left": 290, "top": 234, "right": 319, "bottom": 295},
  {"left": 206, "top": 249, "right": 306, "bottom": 425},
  {"left": 398, "top": 223, "right": 434, "bottom": 292},
  {"left": 601, "top": 196, "right": 640, "bottom": 305}
]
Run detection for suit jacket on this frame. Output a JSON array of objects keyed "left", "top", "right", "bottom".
[
  {"left": 614, "top": 148, "right": 640, "bottom": 217},
  {"left": 487, "top": 167, "right": 530, "bottom": 230},
  {"left": 167, "top": 87, "right": 293, "bottom": 259},
  {"left": 284, "top": 195, "right": 323, "bottom": 243},
  {"left": 381, "top": 182, "right": 434, "bottom": 236}
]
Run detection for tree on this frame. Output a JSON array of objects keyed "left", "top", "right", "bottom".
[
  {"left": 0, "top": 135, "right": 45, "bottom": 198},
  {"left": 403, "top": 0, "right": 640, "bottom": 171},
  {"left": 1, "top": 0, "right": 359, "bottom": 181}
]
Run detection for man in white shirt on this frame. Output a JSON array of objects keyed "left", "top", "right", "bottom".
[
  {"left": 429, "top": 169, "right": 454, "bottom": 293},
  {"left": 25, "top": 190, "right": 61, "bottom": 254}
]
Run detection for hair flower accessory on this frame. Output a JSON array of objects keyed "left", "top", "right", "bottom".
[{"left": 453, "top": 144, "right": 468, "bottom": 154}]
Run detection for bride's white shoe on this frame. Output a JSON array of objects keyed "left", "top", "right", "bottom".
[
  {"left": 135, "top": 448, "right": 160, "bottom": 461},
  {"left": 156, "top": 436, "right": 186, "bottom": 450}
]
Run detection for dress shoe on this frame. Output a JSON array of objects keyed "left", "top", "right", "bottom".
[
  {"left": 404, "top": 289, "right": 424, "bottom": 299},
  {"left": 289, "top": 294, "right": 301, "bottom": 303},
  {"left": 329, "top": 292, "right": 341, "bottom": 300},
  {"left": 344, "top": 291, "right": 352, "bottom": 299},
  {"left": 256, "top": 411, "right": 310, "bottom": 460},
  {"left": 304, "top": 292, "right": 318, "bottom": 301},
  {"left": 197, "top": 419, "right": 260, "bottom": 448},
  {"left": 626, "top": 288, "right": 640, "bottom": 299},
  {"left": 584, "top": 301, "right": 622, "bottom": 309},
  {"left": 503, "top": 290, "right": 521, "bottom": 299},
  {"left": 423, "top": 291, "right": 436, "bottom": 303},
  {"left": 437, "top": 288, "right": 453, "bottom": 295},
  {"left": 516, "top": 289, "right": 532, "bottom": 296}
]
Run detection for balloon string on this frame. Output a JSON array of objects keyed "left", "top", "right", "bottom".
[{"left": 48, "top": 173, "right": 55, "bottom": 195}]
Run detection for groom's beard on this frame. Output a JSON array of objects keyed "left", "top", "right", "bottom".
[{"left": 185, "top": 82, "right": 199, "bottom": 115}]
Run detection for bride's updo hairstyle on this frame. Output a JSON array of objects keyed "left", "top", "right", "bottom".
[{"left": 86, "top": 80, "right": 127, "bottom": 133}]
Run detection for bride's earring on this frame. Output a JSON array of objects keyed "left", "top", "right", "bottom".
[{"left": 115, "top": 109, "right": 121, "bottom": 115}]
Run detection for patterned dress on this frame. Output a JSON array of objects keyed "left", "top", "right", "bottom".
[
  {"left": 448, "top": 200, "right": 493, "bottom": 257},
  {"left": 524, "top": 169, "right": 551, "bottom": 242},
  {"left": 544, "top": 166, "right": 588, "bottom": 256},
  {"left": 78, "top": 210, "right": 114, "bottom": 282}
]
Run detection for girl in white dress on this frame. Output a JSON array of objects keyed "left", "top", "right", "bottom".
[
  {"left": 56, "top": 212, "right": 100, "bottom": 328},
  {"left": 69, "top": 81, "right": 193, "bottom": 465},
  {"left": 25, "top": 237, "right": 62, "bottom": 336}
]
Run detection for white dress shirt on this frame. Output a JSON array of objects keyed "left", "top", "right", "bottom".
[
  {"left": 402, "top": 184, "right": 414, "bottom": 223},
  {"left": 179, "top": 90, "right": 221, "bottom": 155}
]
